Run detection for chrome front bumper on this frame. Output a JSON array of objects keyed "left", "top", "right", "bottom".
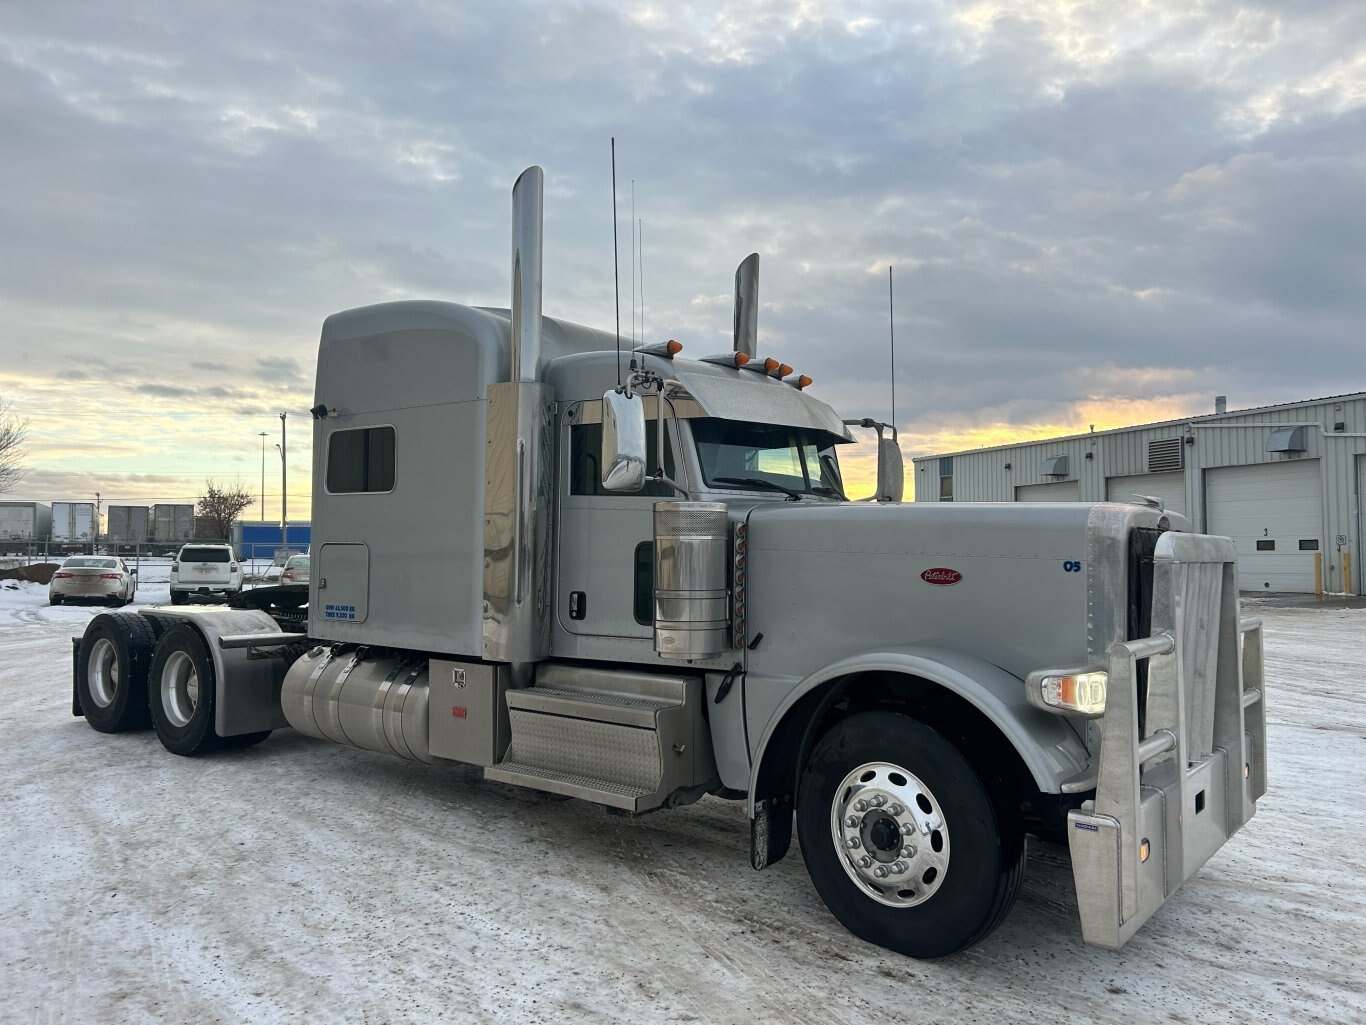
[{"left": 1068, "top": 532, "right": 1268, "bottom": 948}]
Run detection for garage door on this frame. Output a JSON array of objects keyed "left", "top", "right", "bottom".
[
  {"left": 1015, "top": 481, "right": 1080, "bottom": 502},
  {"left": 1206, "top": 461, "right": 1322, "bottom": 592},
  {"left": 1106, "top": 471, "right": 1186, "bottom": 517}
]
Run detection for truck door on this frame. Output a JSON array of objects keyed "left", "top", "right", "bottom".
[{"left": 555, "top": 403, "right": 679, "bottom": 642}]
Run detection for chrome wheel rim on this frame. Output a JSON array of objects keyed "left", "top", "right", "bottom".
[
  {"left": 160, "top": 650, "right": 199, "bottom": 727},
  {"left": 830, "top": 761, "right": 950, "bottom": 908},
  {"left": 87, "top": 638, "right": 118, "bottom": 708}
]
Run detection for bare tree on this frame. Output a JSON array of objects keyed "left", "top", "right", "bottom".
[
  {"left": 196, "top": 479, "right": 254, "bottom": 541},
  {"left": 0, "top": 397, "right": 27, "bottom": 495}
]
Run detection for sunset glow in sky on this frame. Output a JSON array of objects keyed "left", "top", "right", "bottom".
[{"left": 2, "top": 1, "right": 1363, "bottom": 518}]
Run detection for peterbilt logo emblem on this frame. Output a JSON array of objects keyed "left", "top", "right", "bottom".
[{"left": 920, "top": 568, "right": 962, "bottom": 585}]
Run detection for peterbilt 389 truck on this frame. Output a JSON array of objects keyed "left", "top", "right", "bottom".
[{"left": 70, "top": 167, "right": 1267, "bottom": 959}]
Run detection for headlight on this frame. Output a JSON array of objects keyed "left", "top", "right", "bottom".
[{"left": 1026, "top": 669, "right": 1108, "bottom": 716}]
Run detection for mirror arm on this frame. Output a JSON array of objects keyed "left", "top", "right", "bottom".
[{"left": 655, "top": 385, "right": 690, "bottom": 496}]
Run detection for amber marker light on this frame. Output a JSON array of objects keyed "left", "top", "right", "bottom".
[
  {"left": 1025, "top": 668, "right": 1108, "bottom": 716},
  {"left": 776, "top": 363, "right": 793, "bottom": 378},
  {"left": 667, "top": 339, "right": 683, "bottom": 356},
  {"left": 1139, "top": 839, "right": 1151, "bottom": 863},
  {"left": 796, "top": 374, "right": 813, "bottom": 389},
  {"left": 735, "top": 352, "right": 750, "bottom": 365}
]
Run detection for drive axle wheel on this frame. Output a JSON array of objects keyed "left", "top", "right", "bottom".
[
  {"left": 149, "top": 624, "right": 223, "bottom": 756},
  {"left": 797, "top": 712, "right": 1024, "bottom": 959},
  {"left": 76, "top": 613, "right": 157, "bottom": 732}
]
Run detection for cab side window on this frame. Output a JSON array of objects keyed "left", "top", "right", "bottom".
[{"left": 569, "top": 422, "right": 676, "bottom": 497}]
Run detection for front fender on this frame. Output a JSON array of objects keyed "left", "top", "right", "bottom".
[{"left": 746, "top": 645, "right": 1091, "bottom": 815}]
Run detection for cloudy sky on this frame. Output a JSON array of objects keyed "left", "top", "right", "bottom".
[{"left": 2, "top": 0, "right": 1363, "bottom": 517}]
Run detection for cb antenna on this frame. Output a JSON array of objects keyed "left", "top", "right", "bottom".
[
  {"left": 638, "top": 217, "right": 645, "bottom": 346},
  {"left": 630, "top": 181, "right": 636, "bottom": 345},
  {"left": 888, "top": 265, "right": 896, "bottom": 430},
  {"left": 611, "top": 138, "right": 622, "bottom": 387}
]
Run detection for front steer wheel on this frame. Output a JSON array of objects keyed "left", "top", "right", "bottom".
[
  {"left": 76, "top": 613, "right": 158, "bottom": 732},
  {"left": 796, "top": 711, "right": 1025, "bottom": 959},
  {"left": 149, "top": 623, "right": 226, "bottom": 756}
]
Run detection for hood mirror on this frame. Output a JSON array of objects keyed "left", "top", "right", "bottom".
[{"left": 876, "top": 433, "right": 904, "bottom": 503}]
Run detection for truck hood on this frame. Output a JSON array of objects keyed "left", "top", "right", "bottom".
[{"left": 739, "top": 500, "right": 1109, "bottom": 685}]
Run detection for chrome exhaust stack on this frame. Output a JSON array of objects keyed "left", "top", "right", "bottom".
[
  {"left": 510, "top": 165, "right": 544, "bottom": 382},
  {"left": 484, "top": 167, "right": 554, "bottom": 668},
  {"left": 733, "top": 253, "right": 759, "bottom": 359}
]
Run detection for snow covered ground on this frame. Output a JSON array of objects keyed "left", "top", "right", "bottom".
[{"left": 1, "top": 584, "right": 1362, "bottom": 1025}]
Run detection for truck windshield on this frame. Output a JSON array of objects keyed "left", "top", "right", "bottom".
[{"left": 692, "top": 420, "right": 845, "bottom": 499}]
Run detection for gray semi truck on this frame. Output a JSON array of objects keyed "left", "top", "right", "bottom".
[{"left": 69, "top": 167, "right": 1267, "bottom": 958}]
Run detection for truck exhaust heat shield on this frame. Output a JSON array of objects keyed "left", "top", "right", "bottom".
[{"left": 653, "top": 502, "right": 729, "bottom": 660}]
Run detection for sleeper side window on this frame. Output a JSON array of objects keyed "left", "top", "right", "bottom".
[{"left": 327, "top": 426, "right": 396, "bottom": 493}]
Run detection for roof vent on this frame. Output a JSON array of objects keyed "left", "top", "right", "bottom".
[
  {"left": 1266, "top": 426, "right": 1308, "bottom": 453},
  {"left": 1215, "top": 395, "right": 1227, "bottom": 414},
  {"left": 1040, "top": 455, "right": 1069, "bottom": 477},
  {"left": 1147, "top": 437, "right": 1183, "bottom": 472}
]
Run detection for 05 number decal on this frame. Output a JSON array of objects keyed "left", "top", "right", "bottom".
[{"left": 1063, "top": 560, "right": 1083, "bottom": 573}]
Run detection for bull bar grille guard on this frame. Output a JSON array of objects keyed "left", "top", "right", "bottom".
[{"left": 1069, "top": 531, "right": 1267, "bottom": 948}]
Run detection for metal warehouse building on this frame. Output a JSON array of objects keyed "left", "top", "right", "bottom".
[{"left": 911, "top": 392, "right": 1366, "bottom": 595}]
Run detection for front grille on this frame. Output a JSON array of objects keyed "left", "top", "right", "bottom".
[{"left": 1127, "top": 527, "right": 1164, "bottom": 733}]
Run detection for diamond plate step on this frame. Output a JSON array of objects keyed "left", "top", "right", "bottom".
[
  {"left": 506, "top": 685, "right": 676, "bottom": 728},
  {"left": 488, "top": 664, "right": 712, "bottom": 813},
  {"left": 484, "top": 761, "right": 652, "bottom": 811}
]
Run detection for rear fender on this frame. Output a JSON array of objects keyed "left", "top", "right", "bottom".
[
  {"left": 746, "top": 646, "right": 1092, "bottom": 816},
  {"left": 139, "top": 607, "right": 293, "bottom": 736}
]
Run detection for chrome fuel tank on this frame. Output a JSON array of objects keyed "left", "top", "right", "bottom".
[{"left": 281, "top": 647, "right": 433, "bottom": 763}]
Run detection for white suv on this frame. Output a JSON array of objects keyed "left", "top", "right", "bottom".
[{"left": 169, "top": 544, "right": 243, "bottom": 604}]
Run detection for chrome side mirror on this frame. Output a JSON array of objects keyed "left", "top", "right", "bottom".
[
  {"left": 876, "top": 434, "right": 904, "bottom": 503},
  {"left": 601, "top": 389, "right": 647, "bottom": 491}
]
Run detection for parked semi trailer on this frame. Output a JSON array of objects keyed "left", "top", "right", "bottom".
[
  {"left": 107, "top": 505, "right": 151, "bottom": 544},
  {"left": 0, "top": 501, "right": 51, "bottom": 542},
  {"left": 151, "top": 504, "right": 194, "bottom": 544},
  {"left": 51, "top": 501, "right": 97, "bottom": 543},
  {"left": 68, "top": 168, "right": 1267, "bottom": 958}
]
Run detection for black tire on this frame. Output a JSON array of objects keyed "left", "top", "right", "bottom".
[
  {"left": 796, "top": 712, "right": 1025, "bottom": 959},
  {"left": 222, "top": 730, "right": 272, "bottom": 749},
  {"left": 148, "top": 623, "right": 223, "bottom": 756},
  {"left": 170, "top": 590, "right": 187, "bottom": 606},
  {"left": 50, "top": 595, "right": 63, "bottom": 606},
  {"left": 76, "top": 613, "right": 158, "bottom": 733}
]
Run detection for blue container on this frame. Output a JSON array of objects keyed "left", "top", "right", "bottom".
[{"left": 233, "top": 521, "right": 311, "bottom": 561}]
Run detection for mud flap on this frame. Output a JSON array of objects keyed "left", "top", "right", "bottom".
[
  {"left": 71, "top": 636, "right": 83, "bottom": 716},
  {"left": 750, "top": 795, "right": 793, "bottom": 870}
]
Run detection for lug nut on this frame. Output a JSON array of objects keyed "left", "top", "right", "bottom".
[
  {"left": 872, "top": 795, "right": 887, "bottom": 808},
  {"left": 846, "top": 815, "right": 860, "bottom": 828},
  {"left": 901, "top": 845, "right": 917, "bottom": 859},
  {"left": 857, "top": 856, "right": 873, "bottom": 869},
  {"left": 891, "top": 861, "right": 908, "bottom": 875},
  {"left": 901, "top": 823, "right": 916, "bottom": 836},
  {"left": 854, "top": 799, "right": 869, "bottom": 812},
  {"left": 874, "top": 866, "right": 890, "bottom": 878},
  {"left": 889, "top": 803, "right": 905, "bottom": 816},
  {"left": 846, "top": 837, "right": 861, "bottom": 849}
]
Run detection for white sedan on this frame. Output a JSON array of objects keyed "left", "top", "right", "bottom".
[{"left": 49, "top": 556, "right": 138, "bottom": 606}]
